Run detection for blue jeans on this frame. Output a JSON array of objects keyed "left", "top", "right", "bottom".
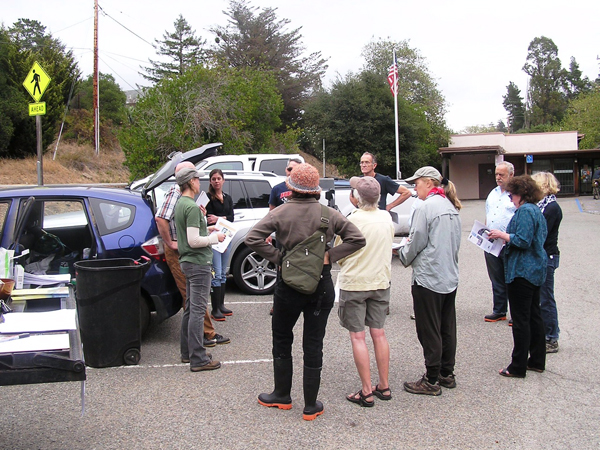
[
  {"left": 540, "top": 255, "right": 560, "bottom": 342},
  {"left": 180, "top": 262, "right": 212, "bottom": 367},
  {"left": 211, "top": 246, "right": 231, "bottom": 287},
  {"left": 485, "top": 250, "right": 509, "bottom": 315},
  {"left": 272, "top": 265, "right": 335, "bottom": 369}
]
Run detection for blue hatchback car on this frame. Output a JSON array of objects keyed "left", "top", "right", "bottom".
[{"left": 0, "top": 143, "right": 223, "bottom": 332}]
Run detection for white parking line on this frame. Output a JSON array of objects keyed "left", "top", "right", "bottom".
[{"left": 88, "top": 358, "right": 274, "bottom": 371}]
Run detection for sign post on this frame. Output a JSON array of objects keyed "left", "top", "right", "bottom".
[{"left": 22, "top": 61, "right": 51, "bottom": 185}]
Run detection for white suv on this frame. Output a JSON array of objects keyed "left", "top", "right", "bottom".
[{"left": 140, "top": 145, "right": 334, "bottom": 295}]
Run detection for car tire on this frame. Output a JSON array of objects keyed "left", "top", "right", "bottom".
[{"left": 232, "top": 246, "right": 277, "bottom": 295}]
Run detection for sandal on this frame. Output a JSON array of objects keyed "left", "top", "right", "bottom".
[
  {"left": 372, "top": 384, "right": 392, "bottom": 400},
  {"left": 499, "top": 368, "right": 525, "bottom": 378},
  {"left": 346, "top": 390, "right": 375, "bottom": 407}
]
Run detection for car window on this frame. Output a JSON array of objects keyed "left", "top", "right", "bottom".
[
  {"left": 258, "top": 159, "right": 287, "bottom": 176},
  {"left": 89, "top": 198, "right": 135, "bottom": 235},
  {"left": 42, "top": 201, "right": 88, "bottom": 229},
  {"left": 0, "top": 201, "right": 10, "bottom": 240},
  {"left": 205, "top": 161, "right": 244, "bottom": 171},
  {"left": 229, "top": 180, "right": 248, "bottom": 209},
  {"left": 244, "top": 180, "right": 272, "bottom": 208}
]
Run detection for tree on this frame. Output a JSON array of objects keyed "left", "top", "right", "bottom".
[
  {"left": 503, "top": 81, "right": 525, "bottom": 132},
  {"left": 120, "top": 66, "right": 283, "bottom": 179},
  {"left": 565, "top": 57, "right": 592, "bottom": 100},
  {"left": 303, "top": 70, "right": 438, "bottom": 178},
  {"left": 73, "top": 73, "right": 127, "bottom": 125},
  {"left": 522, "top": 36, "right": 567, "bottom": 126},
  {"left": 141, "top": 15, "right": 206, "bottom": 83},
  {"left": 560, "top": 88, "right": 600, "bottom": 150},
  {"left": 0, "top": 19, "right": 80, "bottom": 158},
  {"left": 211, "top": 0, "right": 328, "bottom": 128}
]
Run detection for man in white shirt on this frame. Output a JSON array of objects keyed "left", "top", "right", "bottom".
[{"left": 484, "top": 161, "right": 516, "bottom": 322}]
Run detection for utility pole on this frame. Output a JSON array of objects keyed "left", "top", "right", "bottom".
[{"left": 93, "top": 0, "right": 100, "bottom": 155}]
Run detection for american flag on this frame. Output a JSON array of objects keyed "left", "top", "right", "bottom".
[{"left": 387, "top": 57, "right": 398, "bottom": 96}]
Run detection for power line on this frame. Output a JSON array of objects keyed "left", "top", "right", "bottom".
[
  {"left": 53, "top": 16, "right": 94, "bottom": 34},
  {"left": 98, "top": 55, "right": 142, "bottom": 93},
  {"left": 97, "top": 3, "right": 154, "bottom": 47}
]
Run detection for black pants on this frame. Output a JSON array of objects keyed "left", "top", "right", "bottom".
[
  {"left": 507, "top": 277, "right": 546, "bottom": 375},
  {"left": 272, "top": 265, "right": 335, "bottom": 369},
  {"left": 412, "top": 284, "right": 457, "bottom": 380}
]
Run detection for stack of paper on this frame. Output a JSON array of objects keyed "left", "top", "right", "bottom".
[{"left": 23, "top": 273, "right": 71, "bottom": 286}]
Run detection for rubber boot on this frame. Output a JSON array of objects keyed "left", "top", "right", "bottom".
[
  {"left": 219, "top": 283, "right": 233, "bottom": 316},
  {"left": 258, "top": 358, "right": 293, "bottom": 410},
  {"left": 211, "top": 286, "right": 226, "bottom": 321},
  {"left": 302, "top": 365, "right": 324, "bottom": 421}
]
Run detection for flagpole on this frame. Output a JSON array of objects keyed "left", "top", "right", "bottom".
[{"left": 393, "top": 50, "right": 400, "bottom": 179}]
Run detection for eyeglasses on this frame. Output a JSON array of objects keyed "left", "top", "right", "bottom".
[
  {"left": 359, "top": 161, "right": 372, "bottom": 166},
  {"left": 508, "top": 193, "right": 512, "bottom": 199}
]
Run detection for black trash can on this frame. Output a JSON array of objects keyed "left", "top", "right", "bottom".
[{"left": 74, "top": 258, "right": 150, "bottom": 368}]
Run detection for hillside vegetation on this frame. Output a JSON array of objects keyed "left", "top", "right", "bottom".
[{"left": 0, "top": 143, "right": 341, "bottom": 186}]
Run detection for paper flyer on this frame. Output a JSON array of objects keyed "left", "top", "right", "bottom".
[
  {"left": 468, "top": 220, "right": 505, "bottom": 257},
  {"left": 196, "top": 191, "right": 209, "bottom": 208},
  {"left": 211, "top": 217, "right": 238, "bottom": 253}
]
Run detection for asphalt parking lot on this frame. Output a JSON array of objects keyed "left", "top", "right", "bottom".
[{"left": 2, "top": 199, "right": 599, "bottom": 450}]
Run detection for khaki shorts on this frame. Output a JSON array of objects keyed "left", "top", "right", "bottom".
[{"left": 338, "top": 288, "right": 390, "bottom": 333}]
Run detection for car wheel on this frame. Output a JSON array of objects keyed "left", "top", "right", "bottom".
[{"left": 232, "top": 246, "right": 277, "bottom": 295}]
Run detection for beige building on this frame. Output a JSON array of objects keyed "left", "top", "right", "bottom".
[{"left": 439, "top": 131, "right": 600, "bottom": 200}]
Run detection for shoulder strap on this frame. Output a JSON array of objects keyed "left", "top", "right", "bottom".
[{"left": 319, "top": 204, "right": 329, "bottom": 230}]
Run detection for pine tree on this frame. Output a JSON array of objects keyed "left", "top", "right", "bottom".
[
  {"left": 502, "top": 82, "right": 525, "bottom": 132},
  {"left": 141, "top": 15, "right": 206, "bottom": 83}
]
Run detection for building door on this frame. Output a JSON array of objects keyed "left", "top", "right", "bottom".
[{"left": 479, "top": 164, "right": 496, "bottom": 199}]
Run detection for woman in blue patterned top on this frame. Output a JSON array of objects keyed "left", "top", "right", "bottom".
[{"left": 488, "top": 175, "right": 547, "bottom": 378}]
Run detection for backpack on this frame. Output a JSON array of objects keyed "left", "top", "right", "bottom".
[{"left": 281, "top": 204, "right": 329, "bottom": 295}]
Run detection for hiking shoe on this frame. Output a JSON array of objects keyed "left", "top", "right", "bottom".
[
  {"left": 484, "top": 313, "right": 507, "bottom": 322},
  {"left": 438, "top": 373, "right": 457, "bottom": 389},
  {"left": 213, "top": 333, "right": 230, "bottom": 345},
  {"left": 190, "top": 360, "right": 221, "bottom": 372},
  {"left": 203, "top": 337, "right": 217, "bottom": 348},
  {"left": 546, "top": 340, "right": 559, "bottom": 353},
  {"left": 403, "top": 375, "right": 441, "bottom": 396}
]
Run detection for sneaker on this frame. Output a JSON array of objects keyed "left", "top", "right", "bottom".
[
  {"left": 403, "top": 375, "right": 441, "bottom": 396},
  {"left": 213, "top": 333, "right": 231, "bottom": 345},
  {"left": 203, "top": 337, "right": 217, "bottom": 348},
  {"left": 546, "top": 340, "right": 559, "bottom": 353},
  {"left": 484, "top": 313, "right": 507, "bottom": 322},
  {"left": 438, "top": 373, "right": 457, "bottom": 389},
  {"left": 190, "top": 360, "right": 221, "bottom": 372}
]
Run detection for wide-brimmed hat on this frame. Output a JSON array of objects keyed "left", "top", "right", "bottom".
[
  {"left": 286, "top": 163, "right": 321, "bottom": 194},
  {"left": 349, "top": 176, "right": 380, "bottom": 204},
  {"left": 405, "top": 166, "right": 442, "bottom": 182}
]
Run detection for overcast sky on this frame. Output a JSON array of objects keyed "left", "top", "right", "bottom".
[{"left": 3, "top": 0, "right": 599, "bottom": 132}]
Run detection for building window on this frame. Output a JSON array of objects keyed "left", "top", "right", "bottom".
[{"left": 554, "top": 159, "right": 574, "bottom": 194}]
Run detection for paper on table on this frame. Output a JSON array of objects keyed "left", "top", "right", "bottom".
[
  {"left": 0, "top": 309, "right": 77, "bottom": 333},
  {"left": 0, "top": 333, "right": 70, "bottom": 354},
  {"left": 23, "top": 273, "right": 71, "bottom": 286},
  {"left": 211, "top": 217, "right": 238, "bottom": 253},
  {"left": 468, "top": 220, "right": 505, "bottom": 257},
  {"left": 11, "top": 286, "right": 70, "bottom": 299}
]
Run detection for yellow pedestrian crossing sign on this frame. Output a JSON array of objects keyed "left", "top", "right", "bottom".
[{"left": 23, "top": 61, "right": 51, "bottom": 102}]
